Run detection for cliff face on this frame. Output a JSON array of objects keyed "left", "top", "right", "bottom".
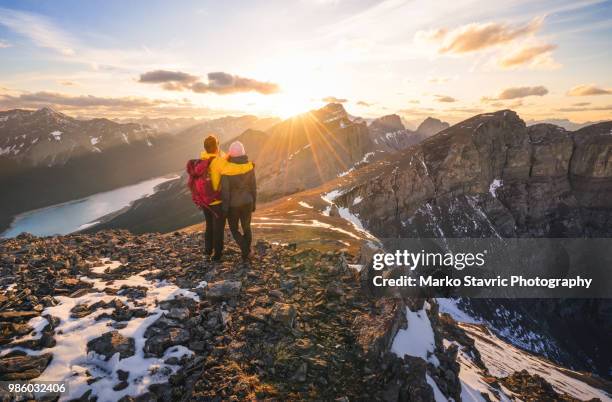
[
  {"left": 339, "top": 110, "right": 612, "bottom": 238},
  {"left": 334, "top": 111, "right": 612, "bottom": 376}
]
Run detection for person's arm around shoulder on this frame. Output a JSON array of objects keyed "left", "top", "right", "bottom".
[{"left": 221, "top": 160, "right": 254, "bottom": 176}]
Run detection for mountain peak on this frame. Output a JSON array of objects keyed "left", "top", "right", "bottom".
[
  {"left": 33, "top": 106, "right": 70, "bottom": 121},
  {"left": 369, "top": 114, "right": 405, "bottom": 132},
  {"left": 312, "top": 103, "right": 350, "bottom": 125},
  {"left": 416, "top": 116, "right": 449, "bottom": 136},
  {"left": 318, "top": 103, "right": 348, "bottom": 116}
]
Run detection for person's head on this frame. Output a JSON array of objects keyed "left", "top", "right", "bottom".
[
  {"left": 203, "top": 134, "right": 219, "bottom": 154},
  {"left": 228, "top": 141, "right": 246, "bottom": 158}
]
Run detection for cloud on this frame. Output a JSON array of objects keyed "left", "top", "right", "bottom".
[
  {"left": 0, "top": 7, "right": 184, "bottom": 71},
  {"left": 556, "top": 104, "right": 612, "bottom": 112},
  {"left": 0, "top": 89, "right": 238, "bottom": 119},
  {"left": 572, "top": 102, "right": 590, "bottom": 106},
  {"left": 567, "top": 84, "right": 612, "bottom": 96},
  {"left": 138, "top": 70, "right": 199, "bottom": 85},
  {"left": 356, "top": 100, "right": 372, "bottom": 107},
  {"left": 193, "top": 72, "right": 279, "bottom": 95},
  {"left": 59, "top": 81, "right": 78, "bottom": 87},
  {"left": 0, "top": 91, "right": 168, "bottom": 108},
  {"left": 139, "top": 70, "right": 280, "bottom": 95},
  {"left": 483, "top": 86, "right": 548, "bottom": 101},
  {"left": 0, "top": 39, "right": 10, "bottom": 48},
  {"left": 417, "top": 17, "right": 543, "bottom": 54},
  {"left": 498, "top": 43, "right": 557, "bottom": 68},
  {"left": 435, "top": 95, "right": 457, "bottom": 103},
  {"left": 322, "top": 96, "right": 348, "bottom": 103},
  {"left": 0, "top": 7, "right": 75, "bottom": 55}
]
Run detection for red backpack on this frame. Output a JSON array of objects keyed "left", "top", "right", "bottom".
[{"left": 186, "top": 158, "right": 220, "bottom": 208}]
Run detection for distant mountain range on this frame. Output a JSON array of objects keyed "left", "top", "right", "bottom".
[
  {"left": 0, "top": 108, "right": 278, "bottom": 232},
  {"left": 113, "top": 116, "right": 200, "bottom": 134},
  {"left": 369, "top": 114, "right": 449, "bottom": 152},
  {"left": 0, "top": 107, "right": 158, "bottom": 168},
  {"left": 526, "top": 118, "right": 606, "bottom": 131}
]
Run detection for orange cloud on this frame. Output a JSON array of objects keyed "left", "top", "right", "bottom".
[
  {"left": 418, "top": 17, "right": 543, "bottom": 54},
  {"left": 482, "top": 86, "right": 548, "bottom": 101},
  {"left": 498, "top": 43, "right": 557, "bottom": 68},
  {"left": 567, "top": 84, "right": 612, "bottom": 96}
]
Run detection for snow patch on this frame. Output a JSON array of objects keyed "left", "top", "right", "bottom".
[
  {"left": 50, "top": 131, "right": 62, "bottom": 141},
  {"left": 437, "top": 298, "right": 481, "bottom": 324},
  {"left": 298, "top": 201, "right": 314, "bottom": 209},
  {"left": 321, "top": 190, "right": 343, "bottom": 203},
  {"left": 4, "top": 261, "right": 198, "bottom": 401},
  {"left": 489, "top": 179, "right": 502, "bottom": 197},
  {"left": 391, "top": 308, "right": 436, "bottom": 362}
]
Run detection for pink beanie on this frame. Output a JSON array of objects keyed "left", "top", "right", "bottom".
[{"left": 228, "top": 141, "right": 246, "bottom": 157}]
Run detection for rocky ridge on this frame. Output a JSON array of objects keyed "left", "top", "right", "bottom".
[
  {"left": 328, "top": 110, "right": 612, "bottom": 378},
  {"left": 1, "top": 230, "right": 609, "bottom": 401}
]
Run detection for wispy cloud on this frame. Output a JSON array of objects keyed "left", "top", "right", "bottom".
[
  {"left": 567, "top": 84, "right": 612, "bottom": 96},
  {"left": 417, "top": 17, "right": 544, "bottom": 54},
  {"left": 0, "top": 7, "right": 75, "bottom": 55},
  {"left": 0, "top": 7, "right": 178, "bottom": 71},
  {"left": 498, "top": 43, "right": 558, "bottom": 69},
  {"left": 482, "top": 86, "right": 548, "bottom": 101},
  {"left": 139, "top": 70, "right": 280, "bottom": 95},
  {"left": 0, "top": 39, "right": 11, "bottom": 48},
  {"left": 356, "top": 100, "right": 372, "bottom": 107}
]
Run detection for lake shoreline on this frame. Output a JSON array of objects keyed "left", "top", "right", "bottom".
[{"left": 1, "top": 174, "right": 180, "bottom": 238}]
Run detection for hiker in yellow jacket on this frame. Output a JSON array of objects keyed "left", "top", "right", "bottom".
[{"left": 201, "top": 135, "right": 254, "bottom": 262}]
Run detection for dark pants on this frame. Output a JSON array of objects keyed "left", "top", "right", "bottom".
[
  {"left": 227, "top": 203, "right": 253, "bottom": 258},
  {"left": 203, "top": 204, "right": 226, "bottom": 260}
]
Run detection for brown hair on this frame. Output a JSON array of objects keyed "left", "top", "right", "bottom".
[{"left": 203, "top": 134, "right": 219, "bottom": 154}]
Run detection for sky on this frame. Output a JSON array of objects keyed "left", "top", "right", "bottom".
[{"left": 0, "top": 0, "right": 611, "bottom": 125}]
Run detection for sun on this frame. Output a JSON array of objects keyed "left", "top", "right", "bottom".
[{"left": 274, "top": 95, "right": 318, "bottom": 119}]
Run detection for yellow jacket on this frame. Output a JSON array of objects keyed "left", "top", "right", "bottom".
[{"left": 200, "top": 151, "right": 254, "bottom": 205}]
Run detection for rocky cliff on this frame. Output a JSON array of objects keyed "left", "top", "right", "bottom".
[
  {"left": 330, "top": 110, "right": 612, "bottom": 377},
  {"left": 339, "top": 111, "right": 612, "bottom": 239}
]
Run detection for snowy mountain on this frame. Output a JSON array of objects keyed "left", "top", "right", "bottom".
[{"left": 0, "top": 108, "right": 158, "bottom": 168}]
